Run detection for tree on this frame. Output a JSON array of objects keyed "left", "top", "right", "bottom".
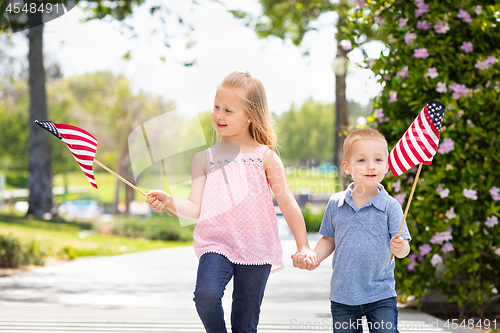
[
  {"left": 275, "top": 98, "right": 334, "bottom": 166},
  {"left": 346, "top": 0, "right": 500, "bottom": 317}
]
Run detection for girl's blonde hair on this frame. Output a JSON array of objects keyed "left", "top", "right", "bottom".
[
  {"left": 343, "top": 128, "right": 388, "bottom": 161},
  {"left": 216, "top": 71, "right": 277, "bottom": 149}
]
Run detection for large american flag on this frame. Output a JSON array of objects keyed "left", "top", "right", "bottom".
[
  {"left": 35, "top": 120, "right": 98, "bottom": 188},
  {"left": 388, "top": 101, "right": 445, "bottom": 177}
]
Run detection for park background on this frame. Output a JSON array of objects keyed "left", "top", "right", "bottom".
[{"left": 0, "top": 0, "right": 499, "bottom": 327}]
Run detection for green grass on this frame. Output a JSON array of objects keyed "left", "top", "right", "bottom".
[
  {"left": 286, "top": 169, "right": 340, "bottom": 195},
  {"left": 0, "top": 215, "right": 191, "bottom": 259}
]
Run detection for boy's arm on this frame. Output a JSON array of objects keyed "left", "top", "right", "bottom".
[{"left": 146, "top": 151, "right": 207, "bottom": 220}]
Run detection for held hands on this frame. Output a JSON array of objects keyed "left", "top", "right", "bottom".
[
  {"left": 145, "top": 190, "right": 171, "bottom": 212},
  {"left": 291, "top": 248, "right": 320, "bottom": 271}
]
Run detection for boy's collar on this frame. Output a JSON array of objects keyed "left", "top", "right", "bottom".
[{"left": 338, "top": 182, "right": 388, "bottom": 212}]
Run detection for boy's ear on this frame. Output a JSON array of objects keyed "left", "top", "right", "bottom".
[{"left": 342, "top": 160, "right": 351, "bottom": 175}]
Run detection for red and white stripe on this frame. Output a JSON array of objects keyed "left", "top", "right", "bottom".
[
  {"left": 55, "top": 123, "right": 98, "bottom": 188},
  {"left": 388, "top": 105, "right": 440, "bottom": 177}
]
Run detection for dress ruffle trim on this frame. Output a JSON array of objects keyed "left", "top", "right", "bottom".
[{"left": 198, "top": 250, "right": 284, "bottom": 273}]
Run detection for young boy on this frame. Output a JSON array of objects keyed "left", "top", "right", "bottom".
[{"left": 294, "top": 128, "right": 411, "bottom": 333}]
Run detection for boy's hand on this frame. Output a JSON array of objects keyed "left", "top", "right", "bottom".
[
  {"left": 145, "top": 190, "right": 170, "bottom": 212},
  {"left": 390, "top": 235, "right": 409, "bottom": 257}
]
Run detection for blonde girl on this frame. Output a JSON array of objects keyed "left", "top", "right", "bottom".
[{"left": 146, "top": 71, "right": 318, "bottom": 333}]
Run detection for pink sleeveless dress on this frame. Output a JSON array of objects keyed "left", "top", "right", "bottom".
[{"left": 193, "top": 145, "right": 284, "bottom": 273}]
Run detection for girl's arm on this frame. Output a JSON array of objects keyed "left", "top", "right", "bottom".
[
  {"left": 146, "top": 151, "right": 207, "bottom": 220},
  {"left": 263, "top": 149, "right": 319, "bottom": 265}
]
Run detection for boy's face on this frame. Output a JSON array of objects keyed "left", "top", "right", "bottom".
[{"left": 342, "top": 139, "right": 389, "bottom": 189}]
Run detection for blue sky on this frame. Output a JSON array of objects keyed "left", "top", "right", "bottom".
[{"left": 7, "top": 0, "right": 385, "bottom": 116}]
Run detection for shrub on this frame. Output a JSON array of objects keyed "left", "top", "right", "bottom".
[
  {"left": 302, "top": 207, "right": 325, "bottom": 233},
  {"left": 345, "top": 0, "right": 500, "bottom": 312},
  {"left": 0, "top": 235, "right": 46, "bottom": 268}
]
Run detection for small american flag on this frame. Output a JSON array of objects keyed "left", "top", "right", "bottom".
[
  {"left": 388, "top": 101, "right": 446, "bottom": 177},
  {"left": 35, "top": 120, "right": 98, "bottom": 188}
]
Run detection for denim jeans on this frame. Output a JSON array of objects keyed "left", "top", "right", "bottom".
[
  {"left": 193, "top": 253, "right": 271, "bottom": 333},
  {"left": 330, "top": 297, "right": 399, "bottom": 333}
]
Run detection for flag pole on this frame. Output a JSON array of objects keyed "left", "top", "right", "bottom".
[
  {"left": 93, "top": 159, "right": 178, "bottom": 218},
  {"left": 391, "top": 162, "right": 423, "bottom": 260}
]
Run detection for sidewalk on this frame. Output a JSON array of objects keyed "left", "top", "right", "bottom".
[{"left": 0, "top": 235, "right": 477, "bottom": 333}]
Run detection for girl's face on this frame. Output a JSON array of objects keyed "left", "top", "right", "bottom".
[
  {"left": 342, "top": 139, "right": 389, "bottom": 189},
  {"left": 212, "top": 85, "right": 252, "bottom": 139}
]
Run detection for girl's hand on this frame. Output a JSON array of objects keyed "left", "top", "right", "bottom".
[
  {"left": 145, "top": 190, "right": 170, "bottom": 212},
  {"left": 291, "top": 252, "right": 308, "bottom": 270}
]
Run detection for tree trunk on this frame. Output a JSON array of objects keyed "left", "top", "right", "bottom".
[
  {"left": 334, "top": 0, "right": 350, "bottom": 190},
  {"left": 26, "top": 13, "right": 53, "bottom": 218}
]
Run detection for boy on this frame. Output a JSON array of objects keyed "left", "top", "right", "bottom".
[{"left": 294, "top": 128, "right": 411, "bottom": 333}]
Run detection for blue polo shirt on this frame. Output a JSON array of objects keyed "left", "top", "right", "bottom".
[{"left": 319, "top": 183, "right": 411, "bottom": 306}]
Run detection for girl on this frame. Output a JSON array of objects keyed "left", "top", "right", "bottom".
[{"left": 145, "top": 71, "right": 318, "bottom": 333}]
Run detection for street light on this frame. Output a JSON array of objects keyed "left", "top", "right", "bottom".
[{"left": 331, "top": 56, "right": 346, "bottom": 77}]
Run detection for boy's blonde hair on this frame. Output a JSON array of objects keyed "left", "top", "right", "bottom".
[
  {"left": 343, "top": 128, "right": 388, "bottom": 161},
  {"left": 217, "top": 71, "right": 277, "bottom": 149}
]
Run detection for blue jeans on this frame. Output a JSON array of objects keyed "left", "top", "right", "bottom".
[
  {"left": 330, "top": 297, "right": 399, "bottom": 333},
  {"left": 193, "top": 253, "right": 271, "bottom": 333}
]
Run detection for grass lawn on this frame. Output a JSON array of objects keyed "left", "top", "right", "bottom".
[{"left": 0, "top": 215, "right": 192, "bottom": 259}]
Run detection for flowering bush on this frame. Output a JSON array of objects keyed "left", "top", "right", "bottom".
[{"left": 345, "top": 0, "right": 500, "bottom": 311}]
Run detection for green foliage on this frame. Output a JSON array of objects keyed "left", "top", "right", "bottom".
[
  {"left": 346, "top": 0, "right": 500, "bottom": 310},
  {"left": 302, "top": 206, "right": 325, "bottom": 232},
  {"left": 230, "top": 0, "right": 337, "bottom": 45},
  {"left": 276, "top": 98, "right": 334, "bottom": 165},
  {"left": 0, "top": 234, "right": 47, "bottom": 268}
]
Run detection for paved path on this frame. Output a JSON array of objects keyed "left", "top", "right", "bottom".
[{"left": 0, "top": 234, "right": 475, "bottom": 333}]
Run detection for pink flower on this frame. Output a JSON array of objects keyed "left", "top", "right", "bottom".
[
  {"left": 434, "top": 21, "right": 450, "bottom": 34},
  {"left": 419, "top": 244, "right": 432, "bottom": 256},
  {"left": 409, "top": 253, "right": 423, "bottom": 263},
  {"left": 458, "top": 9, "right": 472, "bottom": 23},
  {"left": 356, "top": 0, "right": 365, "bottom": 8},
  {"left": 461, "top": 41, "right": 473, "bottom": 53},
  {"left": 485, "top": 215, "right": 498, "bottom": 228},
  {"left": 445, "top": 207, "right": 456, "bottom": 220},
  {"left": 414, "top": 48, "right": 429, "bottom": 58},
  {"left": 431, "top": 254, "right": 443, "bottom": 266},
  {"left": 407, "top": 264, "right": 416, "bottom": 271},
  {"left": 396, "top": 66, "right": 409, "bottom": 78},
  {"left": 430, "top": 230, "right": 452, "bottom": 245},
  {"left": 438, "top": 138, "right": 454, "bottom": 154},
  {"left": 436, "top": 184, "right": 449, "bottom": 198},
  {"left": 417, "top": 20, "right": 431, "bottom": 30},
  {"left": 495, "top": 248, "right": 500, "bottom": 256},
  {"left": 341, "top": 40, "right": 352, "bottom": 51},
  {"left": 441, "top": 242, "right": 454, "bottom": 253},
  {"left": 490, "top": 187, "right": 500, "bottom": 201},
  {"left": 475, "top": 6, "right": 482, "bottom": 15},
  {"left": 393, "top": 179, "right": 401, "bottom": 193},
  {"left": 426, "top": 67, "right": 439, "bottom": 79},
  {"left": 463, "top": 189, "right": 478, "bottom": 200},
  {"left": 436, "top": 82, "right": 447, "bottom": 93},
  {"left": 389, "top": 91, "right": 398, "bottom": 102},
  {"left": 399, "top": 18, "right": 409, "bottom": 27},
  {"left": 485, "top": 56, "right": 497, "bottom": 65},
  {"left": 415, "top": 3, "right": 429, "bottom": 17},
  {"left": 374, "top": 108, "right": 384, "bottom": 119},
  {"left": 404, "top": 31, "right": 417, "bottom": 45},
  {"left": 394, "top": 193, "right": 406, "bottom": 206},
  {"left": 475, "top": 60, "right": 491, "bottom": 70}
]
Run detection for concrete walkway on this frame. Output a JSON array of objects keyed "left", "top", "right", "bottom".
[{"left": 0, "top": 234, "right": 476, "bottom": 333}]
